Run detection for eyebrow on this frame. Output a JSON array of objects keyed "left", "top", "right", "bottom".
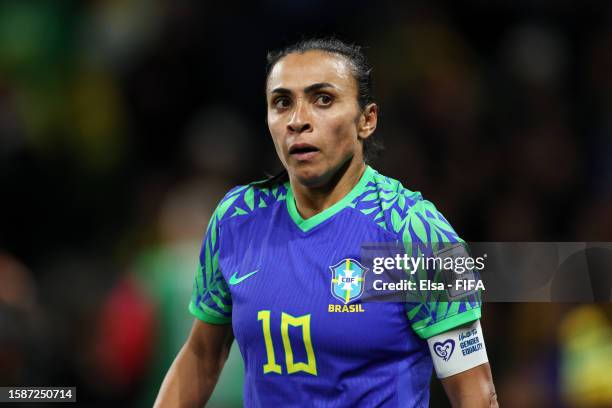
[{"left": 270, "top": 82, "right": 336, "bottom": 95}]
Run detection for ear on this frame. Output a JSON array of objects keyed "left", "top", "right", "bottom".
[{"left": 357, "top": 103, "right": 378, "bottom": 140}]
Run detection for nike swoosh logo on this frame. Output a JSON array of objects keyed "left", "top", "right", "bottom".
[{"left": 229, "top": 270, "right": 259, "bottom": 285}]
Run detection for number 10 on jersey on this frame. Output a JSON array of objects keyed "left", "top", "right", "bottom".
[{"left": 257, "top": 310, "right": 318, "bottom": 375}]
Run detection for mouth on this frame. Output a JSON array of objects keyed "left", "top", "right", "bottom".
[{"left": 288, "top": 143, "right": 320, "bottom": 161}]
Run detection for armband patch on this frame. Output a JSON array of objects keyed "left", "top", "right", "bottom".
[{"left": 427, "top": 319, "right": 488, "bottom": 378}]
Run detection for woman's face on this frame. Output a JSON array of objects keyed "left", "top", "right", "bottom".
[{"left": 266, "top": 50, "right": 376, "bottom": 187}]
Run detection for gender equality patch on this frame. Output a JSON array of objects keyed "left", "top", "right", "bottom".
[{"left": 427, "top": 319, "right": 489, "bottom": 378}]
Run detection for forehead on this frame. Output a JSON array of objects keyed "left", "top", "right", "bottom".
[{"left": 267, "top": 50, "right": 356, "bottom": 94}]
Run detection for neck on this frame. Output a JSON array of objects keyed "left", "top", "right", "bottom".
[{"left": 290, "top": 158, "right": 366, "bottom": 220}]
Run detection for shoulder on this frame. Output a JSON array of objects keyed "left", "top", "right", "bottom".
[
  {"left": 354, "top": 168, "right": 460, "bottom": 243},
  {"left": 211, "top": 179, "right": 290, "bottom": 226}
]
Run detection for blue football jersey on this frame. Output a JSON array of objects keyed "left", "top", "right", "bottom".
[{"left": 189, "top": 166, "right": 481, "bottom": 407}]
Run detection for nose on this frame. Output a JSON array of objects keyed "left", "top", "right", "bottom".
[{"left": 287, "top": 100, "right": 312, "bottom": 134}]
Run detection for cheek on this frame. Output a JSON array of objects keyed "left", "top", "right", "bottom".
[
  {"left": 267, "top": 114, "right": 282, "bottom": 145},
  {"left": 267, "top": 115, "right": 287, "bottom": 161},
  {"left": 324, "top": 114, "right": 358, "bottom": 153}
]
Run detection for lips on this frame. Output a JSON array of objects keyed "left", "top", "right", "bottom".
[
  {"left": 289, "top": 143, "right": 320, "bottom": 161},
  {"left": 289, "top": 143, "right": 319, "bottom": 155}
]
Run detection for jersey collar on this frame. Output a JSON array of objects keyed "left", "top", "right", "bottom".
[{"left": 285, "top": 165, "right": 374, "bottom": 233}]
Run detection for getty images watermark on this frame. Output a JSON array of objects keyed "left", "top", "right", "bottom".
[
  {"left": 369, "top": 245, "right": 486, "bottom": 293},
  {"left": 360, "top": 242, "right": 612, "bottom": 302},
  {"left": 355, "top": 242, "right": 486, "bottom": 303}
]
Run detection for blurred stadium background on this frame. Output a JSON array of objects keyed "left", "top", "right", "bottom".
[{"left": 1, "top": 1, "right": 612, "bottom": 407}]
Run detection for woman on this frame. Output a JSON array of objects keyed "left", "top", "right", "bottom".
[{"left": 155, "top": 38, "right": 497, "bottom": 407}]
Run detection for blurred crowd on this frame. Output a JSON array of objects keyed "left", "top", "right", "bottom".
[{"left": 1, "top": 1, "right": 611, "bottom": 407}]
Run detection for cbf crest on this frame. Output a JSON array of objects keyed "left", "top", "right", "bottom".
[{"left": 330, "top": 258, "right": 368, "bottom": 304}]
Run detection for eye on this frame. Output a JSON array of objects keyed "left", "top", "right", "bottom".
[
  {"left": 273, "top": 96, "right": 291, "bottom": 110},
  {"left": 314, "top": 94, "right": 333, "bottom": 106}
]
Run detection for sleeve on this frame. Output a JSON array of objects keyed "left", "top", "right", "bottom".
[
  {"left": 402, "top": 200, "right": 481, "bottom": 339},
  {"left": 188, "top": 205, "right": 232, "bottom": 324}
]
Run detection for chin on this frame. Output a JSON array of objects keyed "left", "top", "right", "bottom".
[{"left": 291, "top": 164, "right": 328, "bottom": 188}]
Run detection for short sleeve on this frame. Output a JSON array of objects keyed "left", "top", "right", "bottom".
[
  {"left": 188, "top": 206, "right": 232, "bottom": 324},
  {"left": 402, "top": 200, "right": 481, "bottom": 339}
]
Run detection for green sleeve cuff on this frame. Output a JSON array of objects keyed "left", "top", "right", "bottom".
[
  {"left": 413, "top": 307, "right": 481, "bottom": 339},
  {"left": 189, "top": 301, "right": 232, "bottom": 325}
]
